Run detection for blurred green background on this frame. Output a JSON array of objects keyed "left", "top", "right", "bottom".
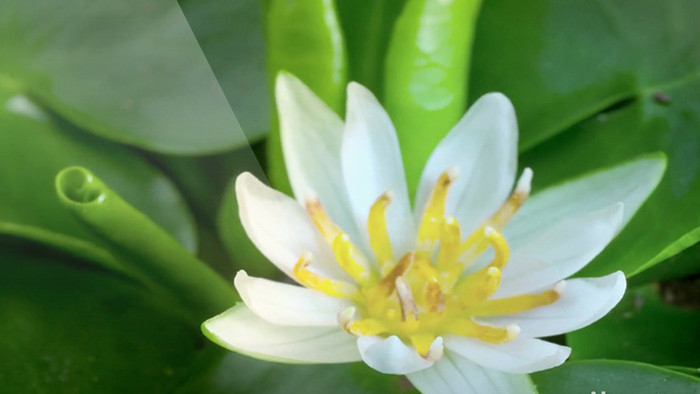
[{"left": 0, "top": 0, "right": 698, "bottom": 392}]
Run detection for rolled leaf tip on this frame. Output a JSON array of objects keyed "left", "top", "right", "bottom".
[{"left": 56, "top": 166, "right": 105, "bottom": 205}]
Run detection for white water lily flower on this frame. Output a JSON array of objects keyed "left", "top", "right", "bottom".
[{"left": 203, "top": 73, "right": 666, "bottom": 393}]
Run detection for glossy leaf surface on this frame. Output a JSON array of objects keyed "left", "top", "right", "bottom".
[
  {"left": 0, "top": 91, "right": 196, "bottom": 269},
  {"left": 336, "top": 0, "right": 406, "bottom": 94},
  {"left": 0, "top": 0, "right": 246, "bottom": 153},
  {"left": 471, "top": 0, "right": 700, "bottom": 277},
  {"left": 179, "top": 0, "right": 269, "bottom": 141},
  {"left": 385, "top": 0, "right": 482, "bottom": 195},
  {"left": 0, "top": 242, "right": 202, "bottom": 393},
  {"left": 532, "top": 360, "right": 700, "bottom": 394},
  {"left": 567, "top": 286, "right": 700, "bottom": 366}
]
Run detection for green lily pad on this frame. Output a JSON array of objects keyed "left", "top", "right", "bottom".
[
  {"left": 567, "top": 286, "right": 700, "bottom": 366},
  {"left": 472, "top": 0, "right": 700, "bottom": 151},
  {"left": 532, "top": 360, "right": 700, "bottom": 394},
  {"left": 629, "top": 241, "right": 700, "bottom": 286},
  {"left": 179, "top": 0, "right": 269, "bottom": 141},
  {"left": 472, "top": 0, "right": 700, "bottom": 277},
  {"left": 0, "top": 240, "right": 202, "bottom": 393},
  {"left": 0, "top": 0, "right": 246, "bottom": 154},
  {"left": 0, "top": 90, "right": 196, "bottom": 269}
]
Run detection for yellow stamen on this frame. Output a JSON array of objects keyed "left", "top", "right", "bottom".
[
  {"left": 483, "top": 226, "right": 509, "bottom": 270},
  {"left": 410, "top": 333, "right": 437, "bottom": 357},
  {"left": 367, "top": 191, "right": 394, "bottom": 270},
  {"left": 453, "top": 266, "right": 502, "bottom": 303},
  {"left": 489, "top": 168, "right": 533, "bottom": 230},
  {"left": 449, "top": 319, "right": 520, "bottom": 344},
  {"left": 465, "top": 283, "right": 565, "bottom": 316},
  {"left": 453, "top": 227, "right": 509, "bottom": 302},
  {"left": 395, "top": 276, "right": 418, "bottom": 323},
  {"left": 436, "top": 216, "right": 462, "bottom": 271},
  {"left": 424, "top": 282, "right": 445, "bottom": 313},
  {"left": 458, "top": 227, "right": 489, "bottom": 266},
  {"left": 418, "top": 169, "right": 458, "bottom": 245},
  {"left": 435, "top": 217, "right": 464, "bottom": 291},
  {"left": 332, "top": 233, "right": 372, "bottom": 284},
  {"left": 295, "top": 168, "right": 561, "bottom": 356},
  {"left": 345, "top": 318, "right": 388, "bottom": 336},
  {"left": 413, "top": 255, "right": 445, "bottom": 313},
  {"left": 458, "top": 169, "right": 531, "bottom": 260},
  {"left": 459, "top": 225, "right": 508, "bottom": 266},
  {"left": 378, "top": 252, "right": 414, "bottom": 294},
  {"left": 306, "top": 196, "right": 341, "bottom": 244},
  {"left": 293, "top": 252, "right": 357, "bottom": 298}
]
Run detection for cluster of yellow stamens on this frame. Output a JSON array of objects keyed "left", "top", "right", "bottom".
[{"left": 293, "top": 168, "right": 563, "bottom": 358}]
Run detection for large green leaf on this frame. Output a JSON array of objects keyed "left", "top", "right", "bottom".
[
  {"left": 629, "top": 241, "right": 700, "bottom": 286},
  {"left": 0, "top": 240, "right": 202, "bottom": 393},
  {"left": 179, "top": 0, "right": 269, "bottom": 141},
  {"left": 566, "top": 286, "right": 700, "bottom": 367},
  {"left": 0, "top": 0, "right": 246, "bottom": 154},
  {"left": 384, "top": 0, "right": 483, "bottom": 195},
  {"left": 532, "top": 360, "right": 700, "bottom": 394},
  {"left": 471, "top": 0, "right": 700, "bottom": 277},
  {"left": 0, "top": 91, "right": 196, "bottom": 269},
  {"left": 472, "top": 0, "right": 700, "bottom": 151}
]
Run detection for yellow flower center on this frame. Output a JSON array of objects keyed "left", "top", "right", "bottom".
[{"left": 293, "top": 169, "right": 562, "bottom": 358}]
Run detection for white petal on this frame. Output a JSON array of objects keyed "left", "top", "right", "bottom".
[
  {"left": 357, "top": 335, "right": 436, "bottom": 374},
  {"left": 342, "top": 83, "right": 415, "bottom": 256},
  {"left": 481, "top": 271, "right": 626, "bottom": 337},
  {"left": 444, "top": 335, "right": 570, "bottom": 374},
  {"left": 415, "top": 93, "right": 518, "bottom": 236},
  {"left": 234, "top": 271, "right": 351, "bottom": 327},
  {"left": 235, "top": 172, "right": 346, "bottom": 279},
  {"left": 276, "top": 73, "right": 360, "bottom": 241},
  {"left": 407, "top": 351, "right": 537, "bottom": 394},
  {"left": 202, "top": 304, "right": 360, "bottom": 364},
  {"left": 495, "top": 203, "right": 624, "bottom": 297},
  {"left": 505, "top": 155, "right": 666, "bottom": 244}
]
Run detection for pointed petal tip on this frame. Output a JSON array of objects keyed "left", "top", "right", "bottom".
[
  {"left": 275, "top": 70, "right": 299, "bottom": 89},
  {"left": 234, "top": 172, "right": 268, "bottom": 210},
  {"left": 477, "top": 92, "right": 515, "bottom": 112},
  {"left": 234, "top": 171, "right": 259, "bottom": 193},
  {"left": 641, "top": 152, "right": 668, "bottom": 188},
  {"left": 233, "top": 269, "right": 251, "bottom": 292},
  {"left": 515, "top": 168, "right": 533, "bottom": 194},
  {"left": 346, "top": 80, "right": 364, "bottom": 92},
  {"left": 274, "top": 71, "right": 316, "bottom": 114},
  {"left": 274, "top": 71, "right": 294, "bottom": 98},
  {"left": 345, "top": 81, "right": 384, "bottom": 122},
  {"left": 426, "top": 337, "right": 444, "bottom": 362},
  {"left": 346, "top": 81, "right": 375, "bottom": 99}
]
